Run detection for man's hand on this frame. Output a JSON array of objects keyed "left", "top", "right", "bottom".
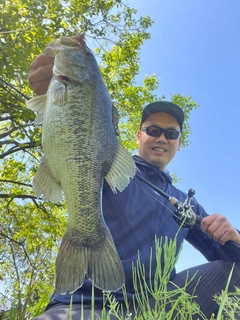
[
  {"left": 201, "top": 213, "right": 240, "bottom": 245},
  {"left": 28, "top": 54, "right": 54, "bottom": 95}
]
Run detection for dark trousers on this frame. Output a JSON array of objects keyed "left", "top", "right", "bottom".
[
  {"left": 33, "top": 260, "right": 240, "bottom": 320},
  {"left": 158, "top": 260, "right": 240, "bottom": 319}
]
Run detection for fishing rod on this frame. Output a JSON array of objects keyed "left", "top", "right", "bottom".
[
  {"left": 0, "top": 77, "right": 30, "bottom": 100},
  {"left": 1, "top": 76, "right": 239, "bottom": 248},
  {"left": 135, "top": 173, "right": 240, "bottom": 249}
]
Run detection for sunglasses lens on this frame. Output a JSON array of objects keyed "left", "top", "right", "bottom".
[
  {"left": 145, "top": 126, "right": 179, "bottom": 139},
  {"left": 146, "top": 126, "right": 162, "bottom": 137},
  {"left": 165, "top": 129, "right": 179, "bottom": 139}
]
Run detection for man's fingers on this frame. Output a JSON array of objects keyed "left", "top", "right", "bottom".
[
  {"left": 201, "top": 214, "right": 240, "bottom": 245},
  {"left": 29, "top": 63, "right": 54, "bottom": 83},
  {"left": 28, "top": 54, "right": 54, "bottom": 95},
  {"left": 30, "top": 78, "right": 52, "bottom": 96},
  {"left": 211, "top": 227, "right": 229, "bottom": 244},
  {"left": 30, "top": 54, "right": 54, "bottom": 71}
]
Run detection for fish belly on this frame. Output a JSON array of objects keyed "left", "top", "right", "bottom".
[{"left": 42, "top": 81, "right": 125, "bottom": 293}]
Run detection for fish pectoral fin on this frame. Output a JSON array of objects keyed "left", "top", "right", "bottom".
[
  {"left": 55, "top": 227, "right": 125, "bottom": 294},
  {"left": 32, "top": 155, "right": 63, "bottom": 202},
  {"left": 51, "top": 79, "right": 67, "bottom": 105},
  {"left": 26, "top": 95, "right": 47, "bottom": 125},
  {"left": 105, "top": 139, "right": 136, "bottom": 193}
]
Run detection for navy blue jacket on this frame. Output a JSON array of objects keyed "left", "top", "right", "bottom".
[{"left": 48, "top": 155, "right": 240, "bottom": 308}]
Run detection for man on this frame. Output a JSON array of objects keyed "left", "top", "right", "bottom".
[{"left": 29, "top": 54, "right": 240, "bottom": 320}]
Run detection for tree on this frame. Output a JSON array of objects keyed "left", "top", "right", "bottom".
[{"left": 0, "top": 0, "right": 198, "bottom": 318}]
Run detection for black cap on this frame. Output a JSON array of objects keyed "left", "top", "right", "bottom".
[{"left": 141, "top": 101, "right": 184, "bottom": 131}]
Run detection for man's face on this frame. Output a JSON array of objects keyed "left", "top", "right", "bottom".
[{"left": 137, "top": 112, "right": 181, "bottom": 170}]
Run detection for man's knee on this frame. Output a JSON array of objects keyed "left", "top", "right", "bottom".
[
  {"left": 211, "top": 260, "right": 240, "bottom": 291},
  {"left": 232, "top": 260, "right": 240, "bottom": 287},
  {"left": 234, "top": 260, "right": 240, "bottom": 270}
]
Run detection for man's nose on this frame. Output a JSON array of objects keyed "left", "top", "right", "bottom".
[{"left": 155, "top": 132, "right": 167, "bottom": 142}]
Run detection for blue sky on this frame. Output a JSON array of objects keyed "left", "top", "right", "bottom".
[{"left": 127, "top": 0, "right": 240, "bottom": 271}]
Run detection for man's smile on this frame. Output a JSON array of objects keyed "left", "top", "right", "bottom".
[{"left": 152, "top": 146, "right": 167, "bottom": 153}]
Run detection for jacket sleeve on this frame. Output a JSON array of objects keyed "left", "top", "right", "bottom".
[{"left": 185, "top": 199, "right": 240, "bottom": 262}]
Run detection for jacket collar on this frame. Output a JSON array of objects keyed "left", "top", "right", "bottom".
[{"left": 133, "top": 155, "right": 172, "bottom": 185}]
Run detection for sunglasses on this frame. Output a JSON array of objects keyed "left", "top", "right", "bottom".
[{"left": 140, "top": 125, "right": 180, "bottom": 140}]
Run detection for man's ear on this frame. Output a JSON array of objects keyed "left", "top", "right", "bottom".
[
  {"left": 136, "top": 131, "right": 141, "bottom": 145},
  {"left": 178, "top": 137, "right": 182, "bottom": 151}
]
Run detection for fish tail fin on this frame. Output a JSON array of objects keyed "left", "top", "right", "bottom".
[{"left": 55, "top": 227, "right": 125, "bottom": 294}]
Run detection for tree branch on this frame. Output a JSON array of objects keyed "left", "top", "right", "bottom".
[
  {"left": 0, "top": 180, "right": 32, "bottom": 188},
  {"left": 0, "top": 116, "right": 14, "bottom": 121},
  {"left": 0, "top": 194, "right": 38, "bottom": 200},
  {"left": 0, "top": 230, "right": 36, "bottom": 270},
  {"left": 0, "top": 126, "right": 18, "bottom": 139},
  {"left": 0, "top": 141, "right": 37, "bottom": 159}
]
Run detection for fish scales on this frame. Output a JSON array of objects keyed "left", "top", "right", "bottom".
[{"left": 27, "top": 35, "right": 136, "bottom": 294}]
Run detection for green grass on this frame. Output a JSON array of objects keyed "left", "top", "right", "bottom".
[
  {"left": 67, "top": 235, "right": 240, "bottom": 320},
  {"left": 2, "top": 235, "right": 240, "bottom": 319}
]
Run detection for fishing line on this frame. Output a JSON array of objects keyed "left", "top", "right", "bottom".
[
  {"left": 1, "top": 78, "right": 239, "bottom": 249},
  {"left": 132, "top": 179, "right": 175, "bottom": 215},
  {"left": 133, "top": 173, "right": 240, "bottom": 250}
]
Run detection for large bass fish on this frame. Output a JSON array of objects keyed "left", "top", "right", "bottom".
[{"left": 27, "top": 34, "right": 136, "bottom": 294}]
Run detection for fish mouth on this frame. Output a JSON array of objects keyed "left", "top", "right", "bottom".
[
  {"left": 57, "top": 75, "right": 71, "bottom": 82},
  {"left": 44, "top": 34, "right": 87, "bottom": 58},
  {"left": 59, "top": 34, "right": 86, "bottom": 47}
]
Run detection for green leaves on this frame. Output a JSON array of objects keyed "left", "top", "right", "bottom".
[
  {"left": 171, "top": 94, "right": 198, "bottom": 148},
  {"left": 0, "top": 0, "right": 198, "bottom": 317}
]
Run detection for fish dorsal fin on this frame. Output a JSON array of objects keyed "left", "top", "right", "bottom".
[
  {"left": 105, "top": 139, "right": 136, "bottom": 193},
  {"left": 26, "top": 95, "right": 47, "bottom": 125}
]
